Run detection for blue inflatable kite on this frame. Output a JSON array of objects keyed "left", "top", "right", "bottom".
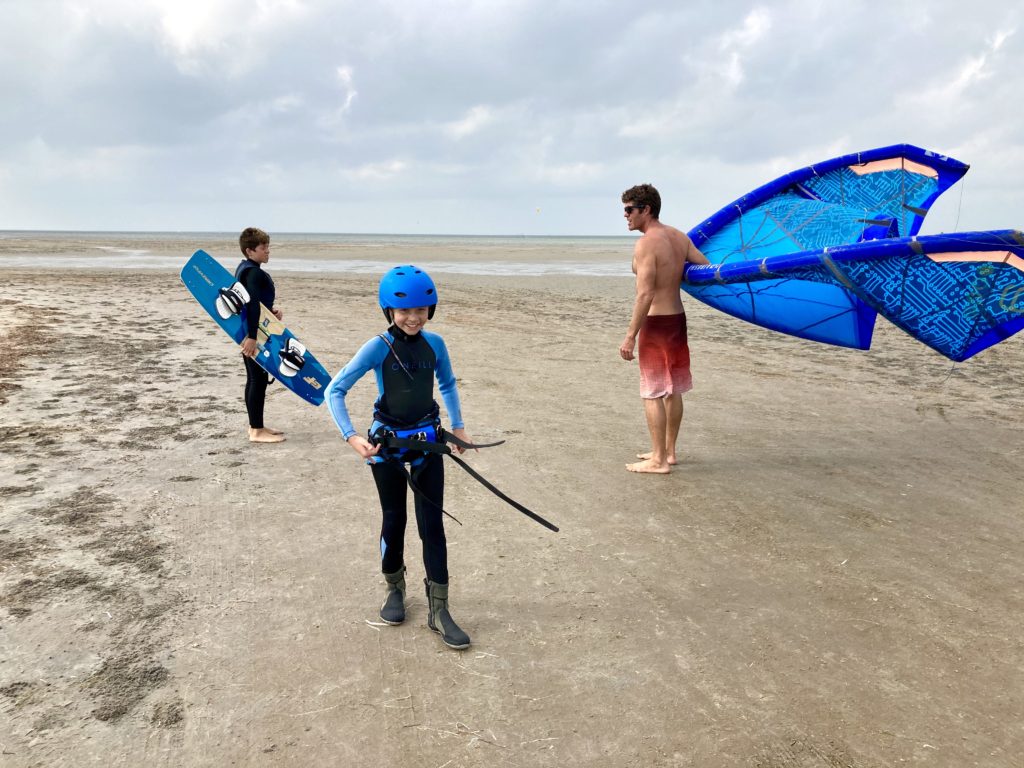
[{"left": 681, "top": 144, "right": 1024, "bottom": 361}]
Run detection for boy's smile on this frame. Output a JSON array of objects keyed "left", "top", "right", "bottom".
[{"left": 392, "top": 306, "right": 430, "bottom": 335}]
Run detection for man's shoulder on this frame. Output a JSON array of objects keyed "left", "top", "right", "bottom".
[
  {"left": 660, "top": 223, "right": 689, "bottom": 242},
  {"left": 637, "top": 223, "right": 689, "bottom": 253}
]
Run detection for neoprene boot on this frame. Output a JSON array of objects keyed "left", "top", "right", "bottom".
[
  {"left": 379, "top": 567, "right": 406, "bottom": 625},
  {"left": 425, "top": 579, "right": 471, "bottom": 649}
]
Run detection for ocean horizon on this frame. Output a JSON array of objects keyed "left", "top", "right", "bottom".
[{"left": 0, "top": 230, "right": 638, "bottom": 277}]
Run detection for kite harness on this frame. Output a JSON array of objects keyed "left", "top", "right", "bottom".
[{"left": 369, "top": 414, "right": 559, "bottom": 533}]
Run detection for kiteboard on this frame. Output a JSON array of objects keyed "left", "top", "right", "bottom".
[{"left": 180, "top": 249, "right": 331, "bottom": 405}]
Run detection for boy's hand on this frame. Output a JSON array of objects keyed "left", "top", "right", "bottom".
[
  {"left": 450, "top": 427, "right": 475, "bottom": 454},
  {"left": 347, "top": 435, "right": 380, "bottom": 459},
  {"left": 272, "top": 307, "right": 283, "bottom": 320},
  {"left": 241, "top": 337, "right": 258, "bottom": 358}
]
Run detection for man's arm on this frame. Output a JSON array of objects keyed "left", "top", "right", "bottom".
[
  {"left": 620, "top": 241, "right": 657, "bottom": 361},
  {"left": 686, "top": 235, "right": 711, "bottom": 266}
]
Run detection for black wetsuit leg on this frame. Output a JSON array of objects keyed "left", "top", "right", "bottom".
[
  {"left": 412, "top": 453, "right": 448, "bottom": 584},
  {"left": 371, "top": 454, "right": 448, "bottom": 583},
  {"left": 372, "top": 460, "right": 409, "bottom": 574},
  {"left": 243, "top": 354, "right": 269, "bottom": 429}
]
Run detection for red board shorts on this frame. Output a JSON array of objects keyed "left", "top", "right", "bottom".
[{"left": 638, "top": 312, "right": 692, "bottom": 399}]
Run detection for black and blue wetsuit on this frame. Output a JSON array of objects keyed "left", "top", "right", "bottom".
[
  {"left": 326, "top": 325, "right": 463, "bottom": 583},
  {"left": 235, "top": 258, "right": 276, "bottom": 429}
]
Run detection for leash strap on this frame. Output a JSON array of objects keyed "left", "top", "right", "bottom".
[
  {"left": 373, "top": 430, "right": 558, "bottom": 532},
  {"left": 377, "top": 333, "right": 415, "bottom": 381},
  {"left": 439, "top": 429, "right": 505, "bottom": 450},
  {"left": 396, "top": 461, "right": 463, "bottom": 526},
  {"left": 446, "top": 452, "right": 559, "bottom": 532}
]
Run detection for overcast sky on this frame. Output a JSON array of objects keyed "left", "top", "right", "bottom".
[{"left": 1, "top": 0, "right": 1020, "bottom": 236}]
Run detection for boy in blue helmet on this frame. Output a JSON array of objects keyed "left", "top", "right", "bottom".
[{"left": 325, "top": 266, "right": 475, "bottom": 649}]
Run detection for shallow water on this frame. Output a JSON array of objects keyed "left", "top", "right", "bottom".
[{"left": 0, "top": 231, "right": 636, "bottom": 276}]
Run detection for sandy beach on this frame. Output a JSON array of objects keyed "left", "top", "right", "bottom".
[{"left": 1, "top": 238, "right": 1023, "bottom": 767}]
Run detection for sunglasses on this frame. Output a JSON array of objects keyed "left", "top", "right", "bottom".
[{"left": 623, "top": 204, "right": 646, "bottom": 214}]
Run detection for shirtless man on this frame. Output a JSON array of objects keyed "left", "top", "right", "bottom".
[{"left": 618, "top": 184, "right": 710, "bottom": 474}]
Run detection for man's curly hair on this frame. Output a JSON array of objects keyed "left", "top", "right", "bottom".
[{"left": 621, "top": 184, "right": 661, "bottom": 219}]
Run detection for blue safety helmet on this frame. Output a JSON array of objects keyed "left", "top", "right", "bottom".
[{"left": 378, "top": 265, "right": 437, "bottom": 321}]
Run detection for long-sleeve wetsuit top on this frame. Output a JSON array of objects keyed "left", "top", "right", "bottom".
[
  {"left": 326, "top": 325, "right": 464, "bottom": 442},
  {"left": 234, "top": 259, "right": 276, "bottom": 341}
]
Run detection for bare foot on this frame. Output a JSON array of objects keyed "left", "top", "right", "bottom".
[
  {"left": 636, "top": 451, "right": 677, "bottom": 465},
  {"left": 626, "top": 458, "right": 670, "bottom": 474},
  {"left": 249, "top": 428, "right": 286, "bottom": 443},
  {"left": 264, "top": 427, "right": 284, "bottom": 435}
]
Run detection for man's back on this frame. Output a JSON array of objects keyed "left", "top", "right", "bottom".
[{"left": 633, "top": 221, "right": 702, "bottom": 315}]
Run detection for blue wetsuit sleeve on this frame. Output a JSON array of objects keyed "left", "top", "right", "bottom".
[
  {"left": 426, "top": 333, "right": 463, "bottom": 429},
  {"left": 326, "top": 337, "right": 387, "bottom": 440}
]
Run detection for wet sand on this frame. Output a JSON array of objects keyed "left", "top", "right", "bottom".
[{"left": 1, "top": 247, "right": 1023, "bottom": 767}]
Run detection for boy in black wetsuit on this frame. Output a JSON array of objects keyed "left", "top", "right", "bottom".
[
  {"left": 236, "top": 227, "right": 286, "bottom": 444},
  {"left": 325, "top": 266, "right": 475, "bottom": 649}
]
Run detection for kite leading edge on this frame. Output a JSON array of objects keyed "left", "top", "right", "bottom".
[{"left": 681, "top": 144, "right": 1024, "bottom": 361}]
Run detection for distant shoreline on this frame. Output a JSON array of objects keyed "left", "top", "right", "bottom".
[
  {"left": 0, "top": 229, "right": 634, "bottom": 242},
  {"left": 0, "top": 231, "right": 636, "bottom": 276}
]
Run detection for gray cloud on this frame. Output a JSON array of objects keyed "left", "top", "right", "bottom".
[{"left": 0, "top": 0, "right": 1020, "bottom": 234}]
